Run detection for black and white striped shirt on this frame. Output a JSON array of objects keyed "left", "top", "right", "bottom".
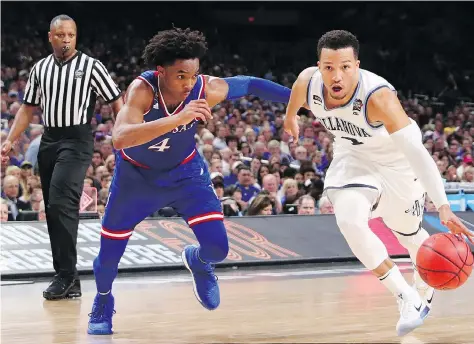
[{"left": 23, "top": 51, "right": 121, "bottom": 127}]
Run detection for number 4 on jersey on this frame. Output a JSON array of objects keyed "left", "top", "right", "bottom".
[{"left": 148, "top": 138, "right": 171, "bottom": 152}]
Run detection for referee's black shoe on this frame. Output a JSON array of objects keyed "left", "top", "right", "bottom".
[
  {"left": 43, "top": 274, "right": 76, "bottom": 300},
  {"left": 66, "top": 279, "right": 82, "bottom": 298}
]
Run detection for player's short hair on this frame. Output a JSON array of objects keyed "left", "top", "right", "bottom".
[
  {"left": 317, "top": 30, "right": 359, "bottom": 60},
  {"left": 142, "top": 27, "right": 208, "bottom": 67}
]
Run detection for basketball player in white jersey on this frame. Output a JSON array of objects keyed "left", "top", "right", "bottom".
[{"left": 284, "top": 30, "right": 474, "bottom": 336}]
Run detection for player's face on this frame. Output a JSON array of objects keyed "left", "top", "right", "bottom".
[
  {"left": 157, "top": 59, "right": 200, "bottom": 101},
  {"left": 318, "top": 47, "right": 360, "bottom": 101},
  {"left": 48, "top": 20, "right": 77, "bottom": 58}
]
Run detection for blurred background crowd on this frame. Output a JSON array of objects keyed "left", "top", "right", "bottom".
[{"left": 1, "top": 2, "right": 473, "bottom": 221}]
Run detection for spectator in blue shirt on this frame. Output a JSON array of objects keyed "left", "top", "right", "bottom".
[{"left": 234, "top": 166, "right": 260, "bottom": 203}]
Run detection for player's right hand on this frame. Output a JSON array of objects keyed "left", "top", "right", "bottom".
[
  {"left": 283, "top": 115, "right": 300, "bottom": 141},
  {"left": 1, "top": 140, "right": 12, "bottom": 164},
  {"left": 177, "top": 99, "right": 212, "bottom": 125},
  {"left": 439, "top": 205, "right": 474, "bottom": 243}
]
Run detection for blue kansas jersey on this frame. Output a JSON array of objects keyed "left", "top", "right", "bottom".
[{"left": 120, "top": 71, "right": 205, "bottom": 171}]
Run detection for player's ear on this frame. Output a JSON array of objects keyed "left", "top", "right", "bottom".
[
  {"left": 156, "top": 66, "right": 165, "bottom": 77},
  {"left": 48, "top": 31, "right": 52, "bottom": 43},
  {"left": 356, "top": 60, "right": 360, "bottom": 68},
  {"left": 317, "top": 61, "right": 320, "bottom": 68}
]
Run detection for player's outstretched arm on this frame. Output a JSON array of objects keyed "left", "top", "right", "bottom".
[
  {"left": 203, "top": 75, "right": 291, "bottom": 108},
  {"left": 283, "top": 67, "right": 316, "bottom": 138},
  {"left": 112, "top": 80, "right": 212, "bottom": 150},
  {"left": 368, "top": 87, "right": 474, "bottom": 242}
]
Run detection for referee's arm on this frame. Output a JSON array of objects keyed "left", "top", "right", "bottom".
[
  {"left": 90, "top": 60, "right": 123, "bottom": 118},
  {"left": 4, "top": 67, "right": 39, "bottom": 145}
]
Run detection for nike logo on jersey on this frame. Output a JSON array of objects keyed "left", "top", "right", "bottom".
[
  {"left": 341, "top": 137, "right": 364, "bottom": 145},
  {"left": 153, "top": 102, "right": 159, "bottom": 109},
  {"left": 316, "top": 116, "right": 372, "bottom": 138},
  {"left": 414, "top": 303, "right": 422, "bottom": 312}
]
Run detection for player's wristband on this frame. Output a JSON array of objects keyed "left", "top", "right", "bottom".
[
  {"left": 390, "top": 120, "right": 449, "bottom": 210},
  {"left": 223, "top": 76, "right": 291, "bottom": 103}
]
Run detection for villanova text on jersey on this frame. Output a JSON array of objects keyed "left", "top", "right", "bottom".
[
  {"left": 315, "top": 116, "right": 372, "bottom": 138},
  {"left": 120, "top": 71, "right": 205, "bottom": 171}
]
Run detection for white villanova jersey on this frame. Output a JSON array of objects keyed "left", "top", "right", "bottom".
[{"left": 307, "top": 68, "right": 410, "bottom": 167}]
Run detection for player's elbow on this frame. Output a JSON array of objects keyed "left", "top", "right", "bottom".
[
  {"left": 111, "top": 127, "right": 127, "bottom": 150},
  {"left": 112, "top": 137, "right": 125, "bottom": 150}
]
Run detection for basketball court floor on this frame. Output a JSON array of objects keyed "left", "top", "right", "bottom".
[{"left": 2, "top": 261, "right": 473, "bottom": 344}]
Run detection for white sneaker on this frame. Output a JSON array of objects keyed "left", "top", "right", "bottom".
[{"left": 396, "top": 289, "right": 429, "bottom": 336}]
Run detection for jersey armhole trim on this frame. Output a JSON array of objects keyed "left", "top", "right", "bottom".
[
  {"left": 306, "top": 74, "right": 314, "bottom": 108},
  {"left": 136, "top": 76, "right": 155, "bottom": 115},
  {"left": 198, "top": 74, "right": 206, "bottom": 99},
  {"left": 364, "top": 84, "right": 390, "bottom": 129}
]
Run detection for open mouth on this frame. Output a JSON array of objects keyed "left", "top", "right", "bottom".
[{"left": 332, "top": 85, "right": 343, "bottom": 94}]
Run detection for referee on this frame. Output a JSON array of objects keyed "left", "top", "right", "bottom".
[{"left": 1, "top": 14, "right": 123, "bottom": 300}]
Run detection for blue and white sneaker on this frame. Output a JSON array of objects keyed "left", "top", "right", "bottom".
[
  {"left": 181, "top": 245, "right": 220, "bottom": 310},
  {"left": 396, "top": 289, "right": 429, "bottom": 336},
  {"left": 87, "top": 293, "right": 115, "bottom": 335}
]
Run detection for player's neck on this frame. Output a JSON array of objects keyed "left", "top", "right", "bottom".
[{"left": 158, "top": 78, "right": 182, "bottom": 111}]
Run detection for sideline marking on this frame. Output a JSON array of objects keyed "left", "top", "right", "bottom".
[{"left": 115, "top": 264, "right": 414, "bottom": 285}]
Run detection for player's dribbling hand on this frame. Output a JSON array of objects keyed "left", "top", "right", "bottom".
[
  {"left": 439, "top": 204, "right": 474, "bottom": 243},
  {"left": 283, "top": 115, "right": 300, "bottom": 141},
  {"left": 1, "top": 140, "right": 12, "bottom": 164},
  {"left": 178, "top": 99, "right": 212, "bottom": 125}
]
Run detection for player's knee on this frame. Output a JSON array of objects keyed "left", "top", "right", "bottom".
[
  {"left": 330, "top": 189, "right": 375, "bottom": 233},
  {"left": 334, "top": 207, "right": 370, "bottom": 238}
]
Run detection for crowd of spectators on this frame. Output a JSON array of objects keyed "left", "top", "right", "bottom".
[{"left": 2, "top": 4, "right": 474, "bottom": 222}]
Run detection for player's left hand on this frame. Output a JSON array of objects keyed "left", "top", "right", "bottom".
[
  {"left": 439, "top": 204, "right": 474, "bottom": 243},
  {"left": 283, "top": 115, "right": 300, "bottom": 140}
]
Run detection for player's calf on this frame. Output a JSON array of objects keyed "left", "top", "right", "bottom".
[{"left": 391, "top": 227, "right": 435, "bottom": 311}]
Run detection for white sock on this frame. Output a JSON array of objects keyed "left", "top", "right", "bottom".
[
  {"left": 378, "top": 265, "right": 412, "bottom": 298},
  {"left": 412, "top": 265, "right": 430, "bottom": 291}
]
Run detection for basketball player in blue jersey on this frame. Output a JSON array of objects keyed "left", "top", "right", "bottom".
[{"left": 87, "top": 27, "right": 291, "bottom": 335}]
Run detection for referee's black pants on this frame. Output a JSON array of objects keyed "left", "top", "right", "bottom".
[{"left": 38, "top": 124, "right": 94, "bottom": 278}]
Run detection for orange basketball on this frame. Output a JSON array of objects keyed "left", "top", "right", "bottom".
[{"left": 416, "top": 233, "right": 473, "bottom": 290}]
